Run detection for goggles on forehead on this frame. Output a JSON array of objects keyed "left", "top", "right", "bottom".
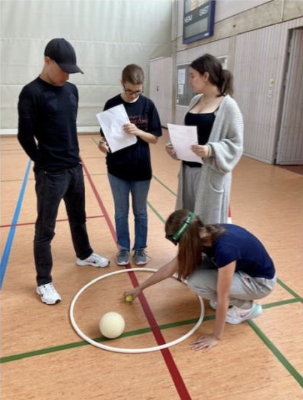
[{"left": 165, "top": 212, "right": 195, "bottom": 245}]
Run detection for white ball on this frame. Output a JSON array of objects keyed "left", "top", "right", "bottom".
[{"left": 99, "top": 311, "right": 125, "bottom": 339}]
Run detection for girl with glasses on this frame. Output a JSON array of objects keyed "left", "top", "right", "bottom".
[{"left": 99, "top": 64, "right": 162, "bottom": 266}]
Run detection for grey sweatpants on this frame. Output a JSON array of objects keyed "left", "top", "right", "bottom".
[
  {"left": 182, "top": 165, "right": 201, "bottom": 212},
  {"left": 187, "top": 256, "right": 276, "bottom": 308}
]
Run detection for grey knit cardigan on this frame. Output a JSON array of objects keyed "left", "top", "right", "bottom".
[{"left": 175, "top": 94, "right": 244, "bottom": 224}]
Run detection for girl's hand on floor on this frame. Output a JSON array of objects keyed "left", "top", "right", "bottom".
[{"left": 190, "top": 334, "right": 219, "bottom": 351}]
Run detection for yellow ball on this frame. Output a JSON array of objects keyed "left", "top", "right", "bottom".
[
  {"left": 125, "top": 294, "right": 133, "bottom": 303},
  {"left": 99, "top": 312, "right": 125, "bottom": 339}
]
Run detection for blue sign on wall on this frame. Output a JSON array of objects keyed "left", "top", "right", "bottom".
[{"left": 183, "top": 1, "right": 216, "bottom": 44}]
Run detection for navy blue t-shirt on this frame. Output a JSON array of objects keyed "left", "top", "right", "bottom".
[
  {"left": 102, "top": 94, "right": 162, "bottom": 181},
  {"left": 204, "top": 224, "right": 275, "bottom": 279}
]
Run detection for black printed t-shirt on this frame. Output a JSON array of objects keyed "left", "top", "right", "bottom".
[{"left": 103, "top": 94, "right": 162, "bottom": 181}]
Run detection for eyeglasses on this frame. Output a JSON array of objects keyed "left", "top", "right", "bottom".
[
  {"left": 165, "top": 212, "right": 195, "bottom": 246},
  {"left": 123, "top": 86, "right": 143, "bottom": 96}
]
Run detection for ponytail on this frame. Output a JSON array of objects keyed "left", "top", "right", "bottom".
[
  {"left": 177, "top": 220, "right": 204, "bottom": 279},
  {"left": 220, "top": 69, "right": 234, "bottom": 96}
]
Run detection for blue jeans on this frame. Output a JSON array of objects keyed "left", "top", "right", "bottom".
[
  {"left": 34, "top": 164, "right": 93, "bottom": 285},
  {"left": 108, "top": 173, "right": 151, "bottom": 251}
]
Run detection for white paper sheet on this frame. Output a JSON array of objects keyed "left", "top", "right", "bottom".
[
  {"left": 96, "top": 105, "right": 137, "bottom": 153},
  {"left": 178, "top": 84, "right": 184, "bottom": 95},
  {"left": 167, "top": 123, "right": 202, "bottom": 164},
  {"left": 178, "top": 68, "right": 186, "bottom": 84}
]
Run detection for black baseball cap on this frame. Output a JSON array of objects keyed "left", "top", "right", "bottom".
[{"left": 44, "top": 38, "right": 84, "bottom": 74}]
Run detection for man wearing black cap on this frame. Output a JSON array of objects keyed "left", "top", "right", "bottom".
[{"left": 18, "top": 38, "right": 110, "bottom": 305}]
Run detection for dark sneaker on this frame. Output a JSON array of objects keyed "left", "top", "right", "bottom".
[
  {"left": 133, "top": 249, "right": 148, "bottom": 265},
  {"left": 116, "top": 250, "right": 130, "bottom": 266}
]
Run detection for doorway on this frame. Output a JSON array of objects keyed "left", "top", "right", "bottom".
[
  {"left": 276, "top": 28, "right": 303, "bottom": 165},
  {"left": 149, "top": 57, "right": 173, "bottom": 128}
]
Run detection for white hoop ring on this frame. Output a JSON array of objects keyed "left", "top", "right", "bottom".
[{"left": 69, "top": 268, "right": 204, "bottom": 354}]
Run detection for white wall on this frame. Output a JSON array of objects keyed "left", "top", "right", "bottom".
[{"left": 0, "top": 0, "right": 172, "bottom": 134}]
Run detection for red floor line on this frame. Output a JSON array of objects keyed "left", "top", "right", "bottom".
[
  {"left": 127, "top": 267, "right": 192, "bottom": 400},
  {"left": 81, "top": 161, "right": 117, "bottom": 243},
  {"left": 81, "top": 159, "right": 192, "bottom": 400},
  {"left": 0, "top": 215, "right": 104, "bottom": 229}
]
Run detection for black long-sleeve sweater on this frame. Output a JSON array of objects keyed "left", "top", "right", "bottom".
[{"left": 18, "top": 77, "right": 81, "bottom": 173}]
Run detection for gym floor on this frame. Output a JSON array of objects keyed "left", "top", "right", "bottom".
[{"left": 1, "top": 132, "right": 302, "bottom": 399}]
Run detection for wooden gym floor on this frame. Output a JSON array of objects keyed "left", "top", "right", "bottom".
[{"left": 1, "top": 132, "right": 302, "bottom": 400}]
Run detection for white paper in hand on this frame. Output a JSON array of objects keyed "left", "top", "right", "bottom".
[
  {"left": 167, "top": 123, "right": 202, "bottom": 164},
  {"left": 96, "top": 105, "right": 137, "bottom": 153}
]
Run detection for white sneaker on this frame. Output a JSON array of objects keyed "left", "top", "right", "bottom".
[
  {"left": 76, "top": 252, "right": 110, "bottom": 268},
  {"left": 226, "top": 303, "right": 262, "bottom": 324},
  {"left": 36, "top": 283, "right": 61, "bottom": 305},
  {"left": 209, "top": 300, "right": 217, "bottom": 310}
]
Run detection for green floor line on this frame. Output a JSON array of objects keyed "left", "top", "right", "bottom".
[
  {"left": 262, "top": 298, "right": 301, "bottom": 309},
  {"left": 2, "top": 298, "right": 301, "bottom": 365},
  {"left": 152, "top": 175, "right": 177, "bottom": 196},
  {"left": 277, "top": 278, "right": 303, "bottom": 302},
  {"left": 248, "top": 320, "right": 303, "bottom": 388},
  {"left": 0, "top": 316, "right": 214, "bottom": 364},
  {"left": 147, "top": 201, "right": 166, "bottom": 224}
]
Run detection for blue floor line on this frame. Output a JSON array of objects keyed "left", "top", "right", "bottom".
[{"left": 0, "top": 159, "right": 32, "bottom": 289}]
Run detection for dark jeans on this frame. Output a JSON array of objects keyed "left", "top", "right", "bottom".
[{"left": 34, "top": 164, "right": 93, "bottom": 285}]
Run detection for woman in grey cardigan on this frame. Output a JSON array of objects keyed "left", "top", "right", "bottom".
[{"left": 166, "top": 54, "right": 243, "bottom": 224}]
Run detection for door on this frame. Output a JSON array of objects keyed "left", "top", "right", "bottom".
[
  {"left": 276, "top": 28, "right": 303, "bottom": 165},
  {"left": 149, "top": 57, "right": 173, "bottom": 127}
]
